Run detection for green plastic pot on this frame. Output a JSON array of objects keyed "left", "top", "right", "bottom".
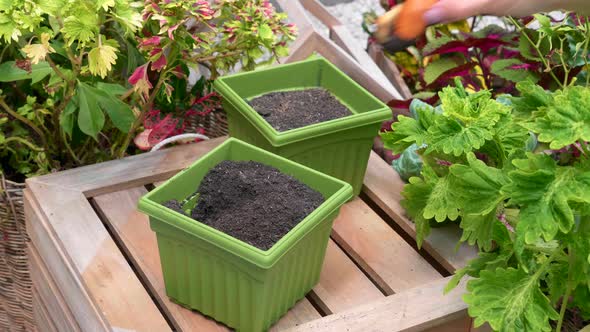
[
  {"left": 214, "top": 57, "right": 391, "bottom": 196},
  {"left": 138, "top": 138, "right": 353, "bottom": 332}
]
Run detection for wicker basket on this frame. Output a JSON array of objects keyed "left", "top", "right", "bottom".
[
  {"left": 0, "top": 110, "right": 228, "bottom": 332},
  {"left": 185, "top": 109, "right": 229, "bottom": 138},
  {"left": 0, "top": 175, "right": 35, "bottom": 332}
]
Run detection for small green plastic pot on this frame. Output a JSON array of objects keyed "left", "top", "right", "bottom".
[
  {"left": 138, "top": 138, "right": 353, "bottom": 332},
  {"left": 214, "top": 57, "right": 391, "bottom": 196}
]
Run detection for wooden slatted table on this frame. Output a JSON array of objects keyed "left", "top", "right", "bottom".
[{"left": 25, "top": 137, "right": 485, "bottom": 332}]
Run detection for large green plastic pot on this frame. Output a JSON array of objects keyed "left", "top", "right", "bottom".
[
  {"left": 138, "top": 138, "right": 353, "bottom": 332},
  {"left": 214, "top": 57, "right": 391, "bottom": 196}
]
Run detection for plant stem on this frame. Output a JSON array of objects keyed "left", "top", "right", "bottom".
[
  {"left": 583, "top": 19, "right": 590, "bottom": 87},
  {"left": 62, "top": 131, "right": 81, "bottom": 165},
  {"left": 2, "top": 137, "right": 44, "bottom": 151},
  {"left": 556, "top": 246, "right": 575, "bottom": 332},
  {"left": 46, "top": 57, "right": 70, "bottom": 83},
  {"left": 119, "top": 87, "right": 135, "bottom": 101},
  {"left": 509, "top": 17, "right": 564, "bottom": 89},
  {"left": 190, "top": 49, "right": 242, "bottom": 63},
  {"left": 116, "top": 69, "right": 167, "bottom": 158},
  {"left": 0, "top": 98, "right": 48, "bottom": 151},
  {"left": 557, "top": 38, "right": 571, "bottom": 86}
]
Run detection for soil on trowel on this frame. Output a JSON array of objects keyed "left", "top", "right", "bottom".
[
  {"left": 248, "top": 88, "right": 352, "bottom": 132},
  {"left": 163, "top": 160, "right": 325, "bottom": 250}
]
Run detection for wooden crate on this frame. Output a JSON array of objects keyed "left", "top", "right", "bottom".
[
  {"left": 292, "top": 0, "right": 412, "bottom": 101},
  {"left": 24, "top": 136, "right": 485, "bottom": 332}
]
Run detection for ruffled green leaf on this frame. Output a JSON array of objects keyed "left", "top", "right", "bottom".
[
  {"left": 401, "top": 165, "right": 459, "bottom": 248},
  {"left": 465, "top": 267, "right": 559, "bottom": 332},
  {"left": 450, "top": 153, "right": 509, "bottom": 215},
  {"left": 503, "top": 153, "right": 590, "bottom": 243},
  {"left": 525, "top": 86, "right": 590, "bottom": 149},
  {"left": 426, "top": 86, "right": 509, "bottom": 157},
  {"left": 445, "top": 246, "right": 512, "bottom": 294}
]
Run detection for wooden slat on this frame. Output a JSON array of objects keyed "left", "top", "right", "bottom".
[
  {"left": 28, "top": 244, "right": 80, "bottom": 332},
  {"left": 285, "top": 277, "right": 469, "bottom": 332},
  {"left": 33, "top": 289, "right": 58, "bottom": 332},
  {"left": 329, "top": 25, "right": 399, "bottom": 98},
  {"left": 367, "top": 43, "right": 413, "bottom": 100},
  {"left": 93, "top": 187, "right": 322, "bottom": 331},
  {"left": 24, "top": 188, "right": 172, "bottom": 332},
  {"left": 332, "top": 198, "right": 441, "bottom": 294},
  {"left": 423, "top": 316, "right": 472, "bottom": 332},
  {"left": 27, "top": 137, "right": 225, "bottom": 197},
  {"left": 363, "top": 152, "right": 478, "bottom": 273},
  {"left": 276, "top": 0, "right": 314, "bottom": 35},
  {"left": 25, "top": 190, "right": 109, "bottom": 332},
  {"left": 285, "top": 32, "right": 401, "bottom": 102},
  {"left": 299, "top": 0, "right": 341, "bottom": 28},
  {"left": 270, "top": 299, "right": 321, "bottom": 332},
  {"left": 92, "top": 187, "right": 230, "bottom": 331},
  {"left": 310, "top": 240, "right": 384, "bottom": 314}
]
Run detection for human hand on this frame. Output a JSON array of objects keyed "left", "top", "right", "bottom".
[{"left": 423, "top": 0, "right": 589, "bottom": 25}]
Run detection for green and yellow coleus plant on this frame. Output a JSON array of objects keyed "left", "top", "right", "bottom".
[
  {"left": 381, "top": 81, "right": 590, "bottom": 332},
  {"left": 0, "top": 0, "right": 295, "bottom": 180}
]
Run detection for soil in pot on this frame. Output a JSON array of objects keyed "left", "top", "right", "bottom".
[
  {"left": 248, "top": 88, "right": 352, "bottom": 132},
  {"left": 163, "top": 160, "right": 325, "bottom": 250}
]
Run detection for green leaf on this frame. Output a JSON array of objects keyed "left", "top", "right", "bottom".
[
  {"left": 0, "top": 13, "right": 19, "bottom": 43},
  {"left": 402, "top": 165, "right": 459, "bottom": 245},
  {"left": 534, "top": 14, "right": 551, "bottom": 29},
  {"left": 93, "top": 88, "right": 134, "bottom": 133},
  {"left": 525, "top": 86, "right": 590, "bottom": 149},
  {"left": 62, "top": 14, "right": 98, "bottom": 45},
  {"left": 546, "top": 262, "right": 568, "bottom": 305},
  {"left": 570, "top": 218, "right": 590, "bottom": 285},
  {"left": 423, "top": 58, "right": 457, "bottom": 85},
  {"left": 258, "top": 24, "right": 274, "bottom": 41},
  {"left": 490, "top": 59, "right": 539, "bottom": 84},
  {"left": 409, "top": 98, "right": 438, "bottom": 120},
  {"left": 112, "top": 0, "right": 142, "bottom": 34},
  {"left": 0, "top": 61, "right": 52, "bottom": 83},
  {"left": 76, "top": 82, "right": 134, "bottom": 134},
  {"left": 381, "top": 104, "right": 440, "bottom": 154},
  {"left": 95, "top": 82, "right": 128, "bottom": 96},
  {"left": 247, "top": 47, "right": 264, "bottom": 60},
  {"left": 465, "top": 267, "right": 559, "bottom": 332},
  {"left": 518, "top": 30, "right": 541, "bottom": 62},
  {"left": 573, "top": 283, "right": 590, "bottom": 320},
  {"left": 275, "top": 45, "right": 289, "bottom": 57},
  {"left": 445, "top": 249, "right": 512, "bottom": 294},
  {"left": 88, "top": 43, "right": 118, "bottom": 78},
  {"left": 60, "top": 95, "right": 78, "bottom": 137},
  {"left": 96, "top": 0, "right": 115, "bottom": 11},
  {"left": 400, "top": 172, "right": 432, "bottom": 249},
  {"left": 494, "top": 115, "right": 533, "bottom": 156},
  {"left": 449, "top": 153, "right": 509, "bottom": 215},
  {"left": 77, "top": 82, "right": 105, "bottom": 139},
  {"left": 504, "top": 153, "right": 590, "bottom": 243},
  {"left": 511, "top": 81, "right": 553, "bottom": 119},
  {"left": 426, "top": 87, "right": 509, "bottom": 156},
  {"left": 459, "top": 211, "right": 499, "bottom": 252}
]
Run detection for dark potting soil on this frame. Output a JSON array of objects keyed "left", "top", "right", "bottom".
[
  {"left": 248, "top": 88, "right": 352, "bottom": 132},
  {"left": 163, "top": 160, "right": 325, "bottom": 250}
]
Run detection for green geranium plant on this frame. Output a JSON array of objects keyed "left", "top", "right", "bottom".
[{"left": 382, "top": 80, "right": 590, "bottom": 332}]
